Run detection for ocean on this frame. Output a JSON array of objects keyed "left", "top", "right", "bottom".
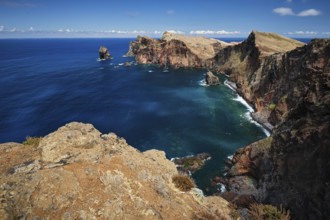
[{"left": 0, "top": 38, "right": 290, "bottom": 194}]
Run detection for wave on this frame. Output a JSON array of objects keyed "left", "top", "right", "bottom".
[
  {"left": 224, "top": 79, "right": 237, "bottom": 92},
  {"left": 148, "top": 70, "right": 154, "bottom": 73},
  {"left": 97, "top": 58, "right": 106, "bottom": 62},
  {"left": 198, "top": 79, "right": 208, "bottom": 87},
  {"left": 233, "top": 94, "right": 271, "bottom": 137},
  {"left": 118, "top": 63, "right": 124, "bottom": 66}
]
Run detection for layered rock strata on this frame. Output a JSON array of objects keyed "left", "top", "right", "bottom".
[{"left": 0, "top": 122, "right": 231, "bottom": 220}]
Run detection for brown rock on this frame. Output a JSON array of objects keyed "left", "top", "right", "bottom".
[
  {"left": 99, "top": 46, "right": 111, "bottom": 60},
  {"left": 205, "top": 71, "right": 220, "bottom": 86},
  {"left": 0, "top": 122, "right": 231, "bottom": 220}
]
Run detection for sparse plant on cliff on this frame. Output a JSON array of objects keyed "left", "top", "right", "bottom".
[
  {"left": 248, "top": 203, "right": 290, "bottom": 220},
  {"left": 22, "top": 136, "right": 42, "bottom": 147},
  {"left": 172, "top": 173, "right": 195, "bottom": 192},
  {"left": 268, "top": 102, "right": 276, "bottom": 111}
]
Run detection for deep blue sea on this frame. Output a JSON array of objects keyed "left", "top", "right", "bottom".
[{"left": 0, "top": 38, "right": 309, "bottom": 194}]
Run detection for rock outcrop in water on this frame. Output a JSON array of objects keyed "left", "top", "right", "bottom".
[
  {"left": 99, "top": 46, "right": 111, "bottom": 59},
  {"left": 126, "top": 31, "right": 237, "bottom": 69},
  {"left": 205, "top": 71, "right": 220, "bottom": 86},
  {"left": 0, "top": 122, "right": 231, "bottom": 219}
]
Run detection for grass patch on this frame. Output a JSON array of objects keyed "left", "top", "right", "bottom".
[
  {"left": 172, "top": 173, "right": 195, "bottom": 192},
  {"left": 248, "top": 203, "right": 290, "bottom": 220},
  {"left": 22, "top": 136, "right": 42, "bottom": 147}
]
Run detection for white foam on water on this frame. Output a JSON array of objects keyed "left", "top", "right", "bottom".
[
  {"left": 148, "top": 70, "right": 154, "bottom": 73},
  {"left": 198, "top": 79, "right": 208, "bottom": 87},
  {"left": 224, "top": 79, "right": 236, "bottom": 92},
  {"left": 227, "top": 155, "right": 233, "bottom": 160},
  {"left": 97, "top": 58, "right": 105, "bottom": 62},
  {"left": 118, "top": 63, "right": 124, "bottom": 66},
  {"left": 233, "top": 94, "right": 271, "bottom": 137},
  {"left": 216, "top": 183, "right": 226, "bottom": 193}
]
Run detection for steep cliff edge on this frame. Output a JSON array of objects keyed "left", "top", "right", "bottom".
[
  {"left": 224, "top": 39, "right": 330, "bottom": 219},
  {"left": 215, "top": 31, "right": 305, "bottom": 126},
  {"left": 0, "top": 122, "right": 231, "bottom": 220},
  {"left": 126, "top": 31, "right": 236, "bottom": 68}
]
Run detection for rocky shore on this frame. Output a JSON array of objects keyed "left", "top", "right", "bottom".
[{"left": 128, "top": 31, "right": 330, "bottom": 219}]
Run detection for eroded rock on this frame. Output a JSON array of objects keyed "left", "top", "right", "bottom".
[{"left": 0, "top": 122, "right": 231, "bottom": 219}]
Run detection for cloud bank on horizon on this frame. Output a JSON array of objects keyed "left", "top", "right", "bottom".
[{"left": 0, "top": 0, "right": 328, "bottom": 38}]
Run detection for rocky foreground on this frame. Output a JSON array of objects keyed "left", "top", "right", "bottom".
[
  {"left": 128, "top": 31, "right": 330, "bottom": 219},
  {"left": 0, "top": 122, "right": 231, "bottom": 219}
]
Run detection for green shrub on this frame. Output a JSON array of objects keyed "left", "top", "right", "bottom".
[
  {"left": 248, "top": 203, "right": 290, "bottom": 220},
  {"left": 172, "top": 173, "right": 195, "bottom": 192},
  {"left": 268, "top": 102, "right": 276, "bottom": 111},
  {"left": 22, "top": 136, "right": 42, "bottom": 147}
]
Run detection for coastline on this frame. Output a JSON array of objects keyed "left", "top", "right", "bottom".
[{"left": 224, "top": 79, "right": 271, "bottom": 137}]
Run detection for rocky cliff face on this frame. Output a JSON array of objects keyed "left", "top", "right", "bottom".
[
  {"left": 223, "top": 39, "right": 330, "bottom": 219},
  {"left": 0, "top": 122, "right": 231, "bottom": 220},
  {"left": 126, "top": 31, "right": 236, "bottom": 69},
  {"left": 214, "top": 31, "right": 305, "bottom": 126}
]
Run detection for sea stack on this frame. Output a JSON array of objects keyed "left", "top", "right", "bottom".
[
  {"left": 205, "top": 71, "right": 220, "bottom": 86},
  {"left": 99, "top": 46, "right": 111, "bottom": 59}
]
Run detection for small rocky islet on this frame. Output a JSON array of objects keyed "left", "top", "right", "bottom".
[{"left": 1, "top": 30, "right": 329, "bottom": 219}]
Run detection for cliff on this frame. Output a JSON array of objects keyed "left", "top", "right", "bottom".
[
  {"left": 0, "top": 122, "right": 231, "bottom": 220},
  {"left": 214, "top": 31, "right": 305, "bottom": 126},
  {"left": 126, "top": 31, "right": 237, "bottom": 69},
  {"left": 224, "top": 39, "right": 330, "bottom": 219}
]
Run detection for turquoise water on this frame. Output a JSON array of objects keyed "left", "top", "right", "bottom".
[{"left": 0, "top": 38, "right": 267, "bottom": 194}]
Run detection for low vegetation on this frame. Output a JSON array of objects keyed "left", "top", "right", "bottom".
[
  {"left": 269, "top": 102, "right": 276, "bottom": 111},
  {"left": 248, "top": 203, "right": 290, "bottom": 220},
  {"left": 172, "top": 173, "right": 196, "bottom": 192},
  {"left": 22, "top": 136, "right": 42, "bottom": 147}
]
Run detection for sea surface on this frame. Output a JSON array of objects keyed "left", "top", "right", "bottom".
[{"left": 0, "top": 38, "right": 310, "bottom": 194}]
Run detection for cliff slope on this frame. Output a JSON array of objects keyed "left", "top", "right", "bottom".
[
  {"left": 224, "top": 39, "right": 330, "bottom": 219},
  {"left": 0, "top": 122, "right": 231, "bottom": 220}
]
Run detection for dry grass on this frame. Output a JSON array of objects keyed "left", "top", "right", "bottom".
[
  {"left": 22, "top": 136, "right": 42, "bottom": 147},
  {"left": 248, "top": 203, "right": 290, "bottom": 220},
  {"left": 172, "top": 173, "right": 196, "bottom": 192}
]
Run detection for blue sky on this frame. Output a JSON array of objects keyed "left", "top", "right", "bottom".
[{"left": 0, "top": 0, "right": 329, "bottom": 38}]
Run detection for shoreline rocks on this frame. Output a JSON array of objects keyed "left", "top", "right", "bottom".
[
  {"left": 172, "top": 153, "right": 211, "bottom": 175},
  {"left": 205, "top": 71, "right": 220, "bottom": 86}
]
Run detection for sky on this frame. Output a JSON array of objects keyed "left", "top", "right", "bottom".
[{"left": 0, "top": 0, "right": 329, "bottom": 38}]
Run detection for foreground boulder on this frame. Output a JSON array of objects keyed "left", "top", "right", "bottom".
[
  {"left": 99, "top": 46, "right": 111, "bottom": 59},
  {"left": 0, "top": 122, "right": 231, "bottom": 219}
]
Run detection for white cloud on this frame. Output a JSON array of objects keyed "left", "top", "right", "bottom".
[
  {"left": 29, "top": 27, "right": 34, "bottom": 31},
  {"left": 273, "top": 7, "right": 295, "bottom": 16},
  {"left": 274, "top": 7, "right": 321, "bottom": 17},
  {"left": 297, "top": 9, "right": 321, "bottom": 16},
  {"left": 287, "top": 31, "right": 318, "bottom": 35},
  {"left": 189, "top": 30, "right": 240, "bottom": 35},
  {"left": 10, "top": 28, "right": 16, "bottom": 32},
  {"left": 286, "top": 0, "right": 292, "bottom": 3},
  {"left": 166, "top": 30, "right": 185, "bottom": 34},
  {"left": 166, "top": 10, "right": 175, "bottom": 15},
  {"left": 322, "top": 32, "right": 330, "bottom": 35},
  {"left": 0, "top": 25, "right": 4, "bottom": 32}
]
